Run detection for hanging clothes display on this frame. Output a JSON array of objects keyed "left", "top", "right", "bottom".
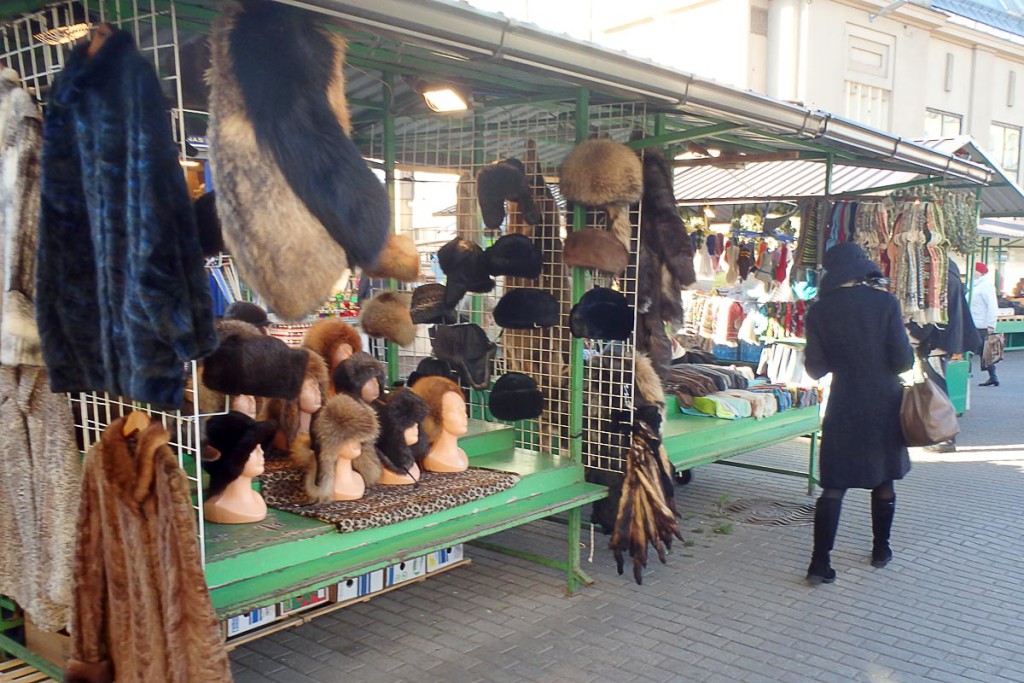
[{"left": 887, "top": 198, "right": 948, "bottom": 325}]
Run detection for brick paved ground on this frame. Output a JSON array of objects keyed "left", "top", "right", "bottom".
[{"left": 231, "top": 353, "right": 1024, "bottom": 682}]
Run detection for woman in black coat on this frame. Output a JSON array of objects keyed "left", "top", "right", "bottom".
[{"left": 804, "top": 243, "right": 914, "bottom": 584}]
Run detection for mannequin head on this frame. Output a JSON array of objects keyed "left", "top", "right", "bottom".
[
  {"left": 262, "top": 348, "right": 329, "bottom": 445},
  {"left": 410, "top": 375, "right": 466, "bottom": 444},
  {"left": 332, "top": 351, "right": 386, "bottom": 404},
  {"left": 375, "top": 390, "right": 429, "bottom": 475},
  {"left": 302, "top": 319, "right": 363, "bottom": 373},
  {"left": 308, "top": 394, "right": 380, "bottom": 503},
  {"left": 202, "top": 411, "right": 277, "bottom": 496}
]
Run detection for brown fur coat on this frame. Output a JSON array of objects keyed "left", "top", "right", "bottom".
[{"left": 65, "top": 420, "right": 231, "bottom": 683}]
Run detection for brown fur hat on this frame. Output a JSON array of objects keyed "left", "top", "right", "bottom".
[
  {"left": 203, "top": 319, "right": 307, "bottom": 399},
  {"left": 560, "top": 139, "right": 643, "bottom": 207},
  {"left": 563, "top": 229, "right": 629, "bottom": 275},
  {"left": 308, "top": 394, "right": 380, "bottom": 502},
  {"left": 302, "top": 318, "right": 363, "bottom": 364},
  {"left": 364, "top": 234, "right": 420, "bottom": 282},
  {"left": 410, "top": 283, "right": 457, "bottom": 325},
  {"left": 332, "top": 351, "right": 386, "bottom": 399},
  {"left": 410, "top": 375, "right": 464, "bottom": 443},
  {"left": 359, "top": 290, "right": 415, "bottom": 347}
]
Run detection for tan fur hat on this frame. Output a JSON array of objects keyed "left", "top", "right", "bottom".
[
  {"left": 364, "top": 234, "right": 420, "bottom": 282},
  {"left": 302, "top": 318, "right": 363, "bottom": 362},
  {"left": 560, "top": 139, "right": 643, "bottom": 207},
  {"left": 359, "top": 290, "right": 415, "bottom": 347},
  {"left": 563, "top": 229, "right": 630, "bottom": 275},
  {"left": 308, "top": 394, "right": 380, "bottom": 502}
]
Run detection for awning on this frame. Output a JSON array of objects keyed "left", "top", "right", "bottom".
[{"left": 979, "top": 218, "right": 1024, "bottom": 240}]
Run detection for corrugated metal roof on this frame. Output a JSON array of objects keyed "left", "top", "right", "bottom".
[
  {"left": 979, "top": 218, "right": 1024, "bottom": 239},
  {"left": 932, "top": 0, "right": 1024, "bottom": 38}
]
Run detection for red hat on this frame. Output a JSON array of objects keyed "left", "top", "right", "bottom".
[{"left": 975, "top": 262, "right": 989, "bottom": 275}]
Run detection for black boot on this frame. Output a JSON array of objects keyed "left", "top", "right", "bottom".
[
  {"left": 871, "top": 497, "right": 895, "bottom": 568},
  {"left": 807, "top": 496, "right": 842, "bottom": 584}
]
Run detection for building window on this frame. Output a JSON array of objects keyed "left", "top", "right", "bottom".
[
  {"left": 924, "top": 109, "right": 962, "bottom": 138},
  {"left": 845, "top": 81, "right": 891, "bottom": 130},
  {"left": 990, "top": 122, "right": 1021, "bottom": 177}
]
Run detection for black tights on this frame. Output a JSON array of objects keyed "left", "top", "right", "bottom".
[{"left": 820, "top": 480, "right": 895, "bottom": 503}]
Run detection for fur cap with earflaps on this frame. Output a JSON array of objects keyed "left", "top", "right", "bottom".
[
  {"left": 563, "top": 229, "right": 629, "bottom": 275},
  {"left": 431, "top": 323, "right": 496, "bottom": 390},
  {"left": 437, "top": 237, "right": 494, "bottom": 307},
  {"left": 489, "top": 373, "right": 544, "bottom": 421},
  {"left": 641, "top": 148, "right": 696, "bottom": 288},
  {"left": 476, "top": 158, "right": 542, "bottom": 230},
  {"left": 202, "top": 319, "right": 307, "bottom": 399},
  {"left": 302, "top": 318, "right": 363, "bottom": 364},
  {"left": 201, "top": 411, "right": 277, "bottom": 496},
  {"left": 208, "top": 2, "right": 388, "bottom": 320},
  {"left": 307, "top": 393, "right": 380, "bottom": 502},
  {"left": 359, "top": 290, "right": 415, "bottom": 347},
  {"left": 560, "top": 138, "right": 643, "bottom": 249},
  {"left": 410, "top": 283, "right": 457, "bottom": 325},
  {"left": 363, "top": 234, "right": 420, "bottom": 282},
  {"left": 410, "top": 375, "right": 464, "bottom": 443},
  {"left": 493, "top": 288, "right": 559, "bottom": 329},
  {"left": 375, "top": 389, "right": 429, "bottom": 475},
  {"left": 332, "top": 351, "right": 386, "bottom": 400},
  {"left": 484, "top": 233, "right": 542, "bottom": 278},
  {"left": 570, "top": 287, "right": 634, "bottom": 341}
]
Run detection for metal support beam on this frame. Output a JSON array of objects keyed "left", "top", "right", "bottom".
[{"left": 624, "top": 122, "right": 743, "bottom": 149}]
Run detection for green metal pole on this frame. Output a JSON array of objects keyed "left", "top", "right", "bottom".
[
  {"left": 824, "top": 154, "right": 834, "bottom": 197},
  {"left": 382, "top": 71, "right": 399, "bottom": 387}
]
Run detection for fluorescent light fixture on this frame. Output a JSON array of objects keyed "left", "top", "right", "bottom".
[
  {"left": 422, "top": 87, "right": 468, "bottom": 113},
  {"left": 703, "top": 205, "right": 716, "bottom": 218},
  {"left": 34, "top": 22, "right": 91, "bottom": 45},
  {"left": 707, "top": 148, "right": 722, "bottom": 158}
]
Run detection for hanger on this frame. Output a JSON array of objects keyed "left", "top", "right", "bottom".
[
  {"left": 122, "top": 411, "right": 151, "bottom": 437},
  {"left": 87, "top": 22, "right": 115, "bottom": 58}
]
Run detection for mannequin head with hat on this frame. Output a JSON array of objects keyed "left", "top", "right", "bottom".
[
  {"left": 410, "top": 375, "right": 469, "bottom": 473},
  {"left": 202, "top": 412, "right": 276, "bottom": 524}
]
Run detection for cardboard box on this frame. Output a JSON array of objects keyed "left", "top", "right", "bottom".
[
  {"left": 278, "top": 587, "right": 330, "bottom": 616},
  {"left": 426, "top": 544, "right": 465, "bottom": 573},
  {"left": 25, "top": 616, "right": 70, "bottom": 668},
  {"left": 225, "top": 606, "right": 278, "bottom": 638},
  {"left": 334, "top": 569, "right": 385, "bottom": 602},
  {"left": 385, "top": 556, "right": 426, "bottom": 586}
]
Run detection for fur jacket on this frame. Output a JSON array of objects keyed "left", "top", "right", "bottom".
[
  {"left": 208, "top": 1, "right": 389, "bottom": 320},
  {"left": 36, "top": 30, "right": 217, "bottom": 408},
  {"left": 0, "top": 68, "right": 44, "bottom": 367},
  {"left": 65, "top": 419, "right": 231, "bottom": 683}
]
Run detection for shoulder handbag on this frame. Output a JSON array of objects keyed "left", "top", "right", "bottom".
[
  {"left": 900, "top": 376, "right": 960, "bottom": 447},
  {"left": 982, "top": 333, "right": 1005, "bottom": 369}
]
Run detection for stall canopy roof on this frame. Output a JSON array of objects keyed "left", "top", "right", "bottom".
[
  {"left": 979, "top": 218, "right": 1024, "bottom": 240},
  {"left": 673, "top": 136, "right": 1024, "bottom": 218}
]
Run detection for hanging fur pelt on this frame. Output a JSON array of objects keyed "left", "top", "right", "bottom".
[
  {"left": 609, "top": 416, "right": 683, "bottom": 585},
  {"left": 640, "top": 147, "right": 696, "bottom": 288},
  {"left": 208, "top": 1, "right": 389, "bottom": 319}
]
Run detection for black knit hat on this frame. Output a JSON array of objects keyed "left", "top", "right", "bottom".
[
  {"left": 431, "top": 323, "right": 497, "bottom": 390},
  {"left": 489, "top": 373, "right": 544, "bottom": 421},
  {"left": 493, "top": 288, "right": 559, "bottom": 329},
  {"left": 484, "top": 234, "right": 543, "bottom": 278},
  {"left": 438, "top": 237, "right": 495, "bottom": 307},
  {"left": 570, "top": 287, "right": 634, "bottom": 340},
  {"left": 202, "top": 411, "right": 277, "bottom": 496},
  {"left": 410, "top": 283, "right": 457, "bottom": 325}
]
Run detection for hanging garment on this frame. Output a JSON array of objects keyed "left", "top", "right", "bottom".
[
  {"left": 65, "top": 419, "right": 232, "bottom": 683},
  {"left": 36, "top": 30, "right": 216, "bottom": 408}
]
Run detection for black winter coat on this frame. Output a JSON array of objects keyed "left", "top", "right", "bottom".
[
  {"left": 36, "top": 30, "right": 216, "bottom": 408},
  {"left": 805, "top": 284, "right": 914, "bottom": 489}
]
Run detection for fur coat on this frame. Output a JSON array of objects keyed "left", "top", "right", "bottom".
[
  {"left": 36, "top": 30, "right": 216, "bottom": 408},
  {"left": 0, "top": 67, "right": 43, "bottom": 367},
  {"left": 65, "top": 419, "right": 231, "bottom": 683},
  {"left": 208, "top": 1, "right": 389, "bottom": 320}
]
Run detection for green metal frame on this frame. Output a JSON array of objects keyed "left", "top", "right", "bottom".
[{"left": 0, "top": 597, "right": 63, "bottom": 681}]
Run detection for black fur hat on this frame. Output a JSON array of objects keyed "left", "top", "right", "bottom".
[
  {"left": 489, "top": 373, "right": 544, "bottom": 421},
  {"left": 493, "top": 288, "right": 559, "bottom": 329},
  {"left": 476, "top": 158, "right": 541, "bottom": 230},
  {"left": 438, "top": 238, "right": 494, "bottom": 307},
  {"left": 484, "top": 233, "right": 543, "bottom": 278},
  {"left": 203, "top": 320, "right": 306, "bottom": 399},
  {"left": 570, "top": 287, "right": 634, "bottom": 341},
  {"left": 375, "top": 389, "right": 429, "bottom": 474},
  {"left": 405, "top": 357, "right": 458, "bottom": 388},
  {"left": 202, "top": 411, "right": 277, "bottom": 496},
  {"left": 431, "top": 323, "right": 496, "bottom": 390},
  {"left": 332, "top": 351, "right": 386, "bottom": 400},
  {"left": 224, "top": 301, "right": 270, "bottom": 328},
  {"left": 410, "top": 283, "right": 457, "bottom": 325},
  {"left": 193, "top": 191, "right": 225, "bottom": 257}
]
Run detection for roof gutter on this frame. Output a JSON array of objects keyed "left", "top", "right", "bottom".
[{"left": 280, "top": 0, "right": 990, "bottom": 183}]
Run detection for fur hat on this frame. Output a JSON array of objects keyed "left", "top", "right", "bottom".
[
  {"left": 563, "top": 229, "right": 629, "bottom": 275},
  {"left": 431, "top": 323, "right": 496, "bottom": 390},
  {"left": 332, "top": 351, "right": 386, "bottom": 400},
  {"left": 224, "top": 301, "right": 270, "bottom": 328},
  {"left": 484, "top": 233, "right": 543, "bottom": 278},
  {"left": 193, "top": 191, "right": 225, "bottom": 257},
  {"left": 493, "top": 288, "right": 559, "bottom": 329},
  {"left": 489, "top": 373, "right": 543, "bottom": 421},
  {"left": 410, "top": 375, "right": 464, "bottom": 443},
  {"left": 203, "top": 319, "right": 307, "bottom": 399},
  {"left": 302, "top": 319, "right": 363, "bottom": 363},
  {"left": 359, "top": 290, "right": 415, "bottom": 347},
  {"left": 308, "top": 394, "right": 380, "bottom": 502},
  {"left": 364, "top": 234, "right": 420, "bottom": 282},
  {"left": 409, "top": 284, "right": 457, "bottom": 325},
  {"left": 570, "top": 287, "right": 634, "bottom": 341},
  {"left": 476, "top": 158, "right": 542, "bottom": 230},
  {"left": 405, "top": 357, "right": 458, "bottom": 388},
  {"left": 437, "top": 238, "right": 494, "bottom": 307},
  {"left": 375, "top": 389, "right": 429, "bottom": 474},
  {"left": 560, "top": 139, "right": 643, "bottom": 207},
  {"left": 261, "top": 348, "right": 329, "bottom": 445},
  {"left": 202, "top": 411, "right": 277, "bottom": 496}
]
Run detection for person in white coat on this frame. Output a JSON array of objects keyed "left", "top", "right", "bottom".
[{"left": 970, "top": 262, "right": 1000, "bottom": 387}]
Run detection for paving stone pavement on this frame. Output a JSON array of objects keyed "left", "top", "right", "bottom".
[{"left": 230, "top": 353, "right": 1024, "bottom": 682}]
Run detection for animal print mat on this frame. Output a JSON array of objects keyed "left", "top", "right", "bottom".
[{"left": 260, "top": 465, "right": 520, "bottom": 534}]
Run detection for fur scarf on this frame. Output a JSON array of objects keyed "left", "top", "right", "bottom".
[
  {"left": 36, "top": 30, "right": 217, "bottom": 408},
  {"left": 307, "top": 394, "right": 380, "bottom": 502},
  {"left": 0, "top": 68, "right": 44, "bottom": 367},
  {"left": 208, "top": 2, "right": 389, "bottom": 320},
  {"left": 66, "top": 419, "right": 231, "bottom": 683}
]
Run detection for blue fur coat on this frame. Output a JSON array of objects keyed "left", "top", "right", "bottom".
[{"left": 36, "top": 30, "right": 216, "bottom": 408}]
